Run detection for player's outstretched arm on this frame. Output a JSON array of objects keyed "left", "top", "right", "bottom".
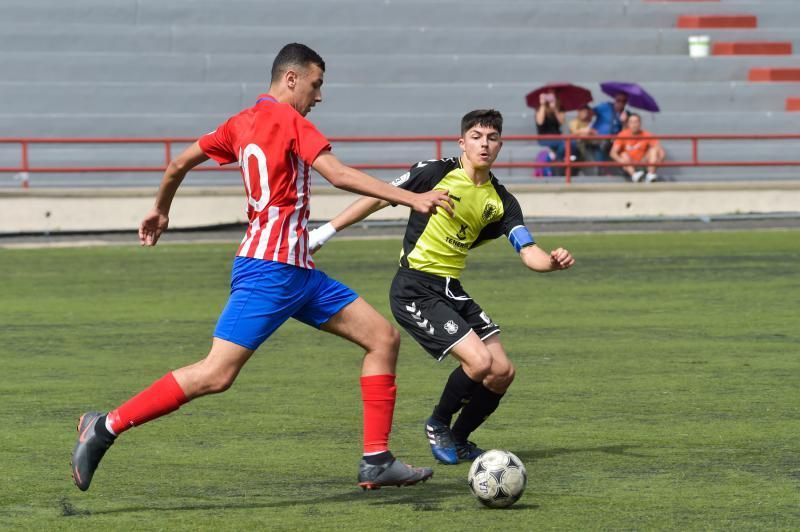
[
  {"left": 139, "top": 141, "right": 209, "bottom": 246},
  {"left": 308, "top": 196, "right": 390, "bottom": 253},
  {"left": 332, "top": 196, "right": 391, "bottom": 230},
  {"left": 520, "top": 244, "right": 575, "bottom": 272},
  {"left": 312, "top": 151, "right": 453, "bottom": 216}
]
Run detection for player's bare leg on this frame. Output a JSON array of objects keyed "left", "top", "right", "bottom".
[
  {"left": 71, "top": 339, "right": 254, "bottom": 491},
  {"left": 172, "top": 338, "right": 255, "bottom": 399},
  {"left": 322, "top": 297, "right": 433, "bottom": 489},
  {"left": 322, "top": 296, "right": 399, "bottom": 376},
  {"left": 480, "top": 335, "right": 515, "bottom": 394}
]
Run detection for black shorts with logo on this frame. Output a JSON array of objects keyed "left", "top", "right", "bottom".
[{"left": 389, "top": 267, "right": 501, "bottom": 360}]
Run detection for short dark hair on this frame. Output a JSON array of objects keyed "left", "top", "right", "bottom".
[
  {"left": 270, "top": 43, "right": 325, "bottom": 83},
  {"left": 627, "top": 112, "right": 641, "bottom": 121},
  {"left": 460, "top": 109, "right": 503, "bottom": 136}
]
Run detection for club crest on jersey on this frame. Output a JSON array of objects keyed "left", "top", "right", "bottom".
[
  {"left": 444, "top": 320, "right": 459, "bottom": 335},
  {"left": 482, "top": 203, "right": 498, "bottom": 222}
]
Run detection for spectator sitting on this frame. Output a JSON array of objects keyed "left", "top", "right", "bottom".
[
  {"left": 535, "top": 90, "right": 578, "bottom": 171},
  {"left": 568, "top": 104, "right": 602, "bottom": 174},
  {"left": 592, "top": 93, "right": 629, "bottom": 162},
  {"left": 609, "top": 113, "right": 665, "bottom": 183}
]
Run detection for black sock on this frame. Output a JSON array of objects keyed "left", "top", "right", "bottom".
[
  {"left": 451, "top": 385, "right": 504, "bottom": 443},
  {"left": 431, "top": 366, "right": 481, "bottom": 426},
  {"left": 94, "top": 415, "right": 116, "bottom": 443},
  {"left": 362, "top": 451, "right": 393, "bottom": 465}
]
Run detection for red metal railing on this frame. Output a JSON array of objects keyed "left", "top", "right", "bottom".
[{"left": 2, "top": 134, "right": 800, "bottom": 185}]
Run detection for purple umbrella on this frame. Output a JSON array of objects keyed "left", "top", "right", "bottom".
[{"left": 600, "top": 82, "right": 660, "bottom": 112}]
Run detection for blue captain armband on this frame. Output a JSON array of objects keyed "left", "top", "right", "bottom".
[{"left": 508, "top": 225, "right": 535, "bottom": 253}]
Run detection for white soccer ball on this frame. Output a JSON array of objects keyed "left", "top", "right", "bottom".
[{"left": 467, "top": 449, "right": 527, "bottom": 508}]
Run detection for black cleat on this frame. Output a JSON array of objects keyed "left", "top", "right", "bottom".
[
  {"left": 358, "top": 457, "right": 433, "bottom": 490},
  {"left": 455, "top": 440, "right": 485, "bottom": 461},
  {"left": 71, "top": 411, "right": 114, "bottom": 491},
  {"left": 425, "top": 417, "right": 458, "bottom": 465}
]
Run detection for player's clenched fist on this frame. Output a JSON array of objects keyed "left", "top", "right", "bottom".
[
  {"left": 549, "top": 247, "right": 574, "bottom": 270},
  {"left": 139, "top": 209, "right": 170, "bottom": 246}
]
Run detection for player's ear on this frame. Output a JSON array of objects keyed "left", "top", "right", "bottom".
[
  {"left": 285, "top": 69, "right": 298, "bottom": 89},
  {"left": 457, "top": 136, "right": 466, "bottom": 151}
]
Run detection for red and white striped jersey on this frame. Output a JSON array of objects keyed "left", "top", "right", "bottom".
[{"left": 199, "top": 94, "right": 330, "bottom": 268}]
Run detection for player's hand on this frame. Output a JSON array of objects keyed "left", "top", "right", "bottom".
[
  {"left": 549, "top": 247, "right": 574, "bottom": 270},
  {"left": 412, "top": 189, "right": 454, "bottom": 217},
  {"left": 139, "top": 208, "right": 169, "bottom": 246}
]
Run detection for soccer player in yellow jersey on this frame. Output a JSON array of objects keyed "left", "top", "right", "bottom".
[{"left": 309, "top": 109, "right": 574, "bottom": 464}]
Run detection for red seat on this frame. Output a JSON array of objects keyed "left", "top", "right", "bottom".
[
  {"left": 786, "top": 98, "right": 800, "bottom": 111},
  {"left": 749, "top": 68, "right": 800, "bottom": 82},
  {"left": 712, "top": 42, "right": 792, "bottom": 55},
  {"left": 676, "top": 14, "right": 757, "bottom": 28}
]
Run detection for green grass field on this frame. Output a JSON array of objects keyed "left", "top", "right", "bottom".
[{"left": 1, "top": 230, "right": 799, "bottom": 530}]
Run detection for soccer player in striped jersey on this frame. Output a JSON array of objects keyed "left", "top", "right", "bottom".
[
  {"left": 71, "top": 43, "right": 453, "bottom": 492},
  {"left": 309, "top": 109, "right": 574, "bottom": 464}
]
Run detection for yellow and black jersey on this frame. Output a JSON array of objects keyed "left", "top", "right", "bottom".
[{"left": 391, "top": 157, "right": 534, "bottom": 278}]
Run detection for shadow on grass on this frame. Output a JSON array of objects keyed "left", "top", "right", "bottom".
[
  {"left": 62, "top": 479, "right": 494, "bottom": 516},
  {"left": 59, "top": 448, "right": 641, "bottom": 517},
  {"left": 515, "top": 444, "right": 649, "bottom": 462},
  {"left": 60, "top": 447, "right": 643, "bottom": 517}
]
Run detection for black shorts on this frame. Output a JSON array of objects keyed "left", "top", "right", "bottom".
[{"left": 389, "top": 267, "right": 501, "bottom": 360}]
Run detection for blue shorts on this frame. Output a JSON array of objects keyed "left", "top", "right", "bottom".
[{"left": 214, "top": 257, "right": 359, "bottom": 350}]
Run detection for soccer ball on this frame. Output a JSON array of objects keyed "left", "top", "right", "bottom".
[{"left": 467, "top": 449, "right": 527, "bottom": 508}]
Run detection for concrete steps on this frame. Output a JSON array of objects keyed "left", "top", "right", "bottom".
[
  {"left": 3, "top": 51, "right": 800, "bottom": 86},
  {"left": 4, "top": 24, "right": 800, "bottom": 57},
  {"left": 3, "top": 0, "right": 799, "bottom": 28},
  {"left": 0, "top": 0, "right": 796, "bottom": 190}
]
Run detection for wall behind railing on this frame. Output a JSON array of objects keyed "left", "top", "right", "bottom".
[
  {"left": 2, "top": 134, "right": 800, "bottom": 189},
  {"left": 3, "top": 182, "right": 800, "bottom": 235}
]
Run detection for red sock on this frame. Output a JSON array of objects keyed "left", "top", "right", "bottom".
[
  {"left": 107, "top": 372, "right": 188, "bottom": 435},
  {"left": 360, "top": 374, "right": 397, "bottom": 454}
]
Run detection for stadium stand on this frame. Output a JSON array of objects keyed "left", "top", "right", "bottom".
[{"left": 0, "top": 0, "right": 799, "bottom": 186}]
